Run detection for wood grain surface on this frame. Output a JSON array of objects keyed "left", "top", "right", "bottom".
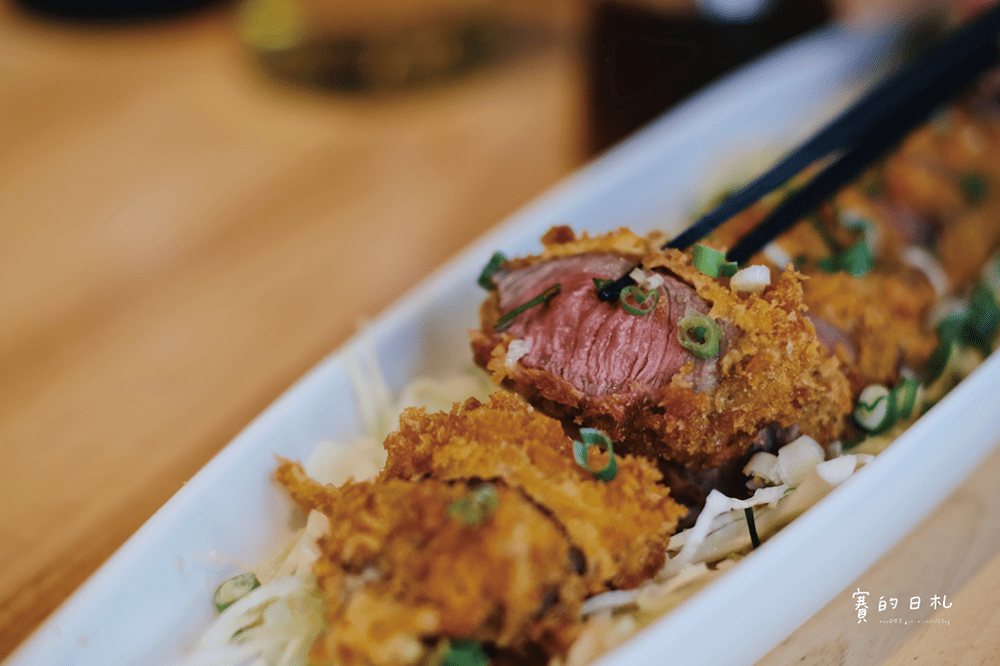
[
  {"left": 0, "top": 2, "right": 585, "bottom": 655},
  {"left": 1, "top": 1, "right": 998, "bottom": 664}
]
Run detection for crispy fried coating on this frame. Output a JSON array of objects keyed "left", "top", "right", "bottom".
[
  {"left": 882, "top": 105, "right": 1000, "bottom": 288},
  {"left": 278, "top": 463, "right": 584, "bottom": 665},
  {"left": 380, "top": 392, "right": 685, "bottom": 590},
  {"left": 472, "top": 228, "right": 853, "bottom": 469},
  {"left": 274, "top": 394, "right": 684, "bottom": 666},
  {"left": 800, "top": 269, "right": 938, "bottom": 390}
]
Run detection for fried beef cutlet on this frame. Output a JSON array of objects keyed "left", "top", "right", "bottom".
[
  {"left": 277, "top": 466, "right": 583, "bottom": 665},
  {"left": 471, "top": 227, "right": 852, "bottom": 470},
  {"left": 379, "top": 391, "right": 685, "bottom": 590},
  {"left": 275, "top": 393, "right": 685, "bottom": 666},
  {"left": 709, "top": 192, "right": 940, "bottom": 393}
]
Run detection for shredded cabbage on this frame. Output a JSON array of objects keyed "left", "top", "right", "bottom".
[{"left": 179, "top": 341, "right": 495, "bottom": 666}]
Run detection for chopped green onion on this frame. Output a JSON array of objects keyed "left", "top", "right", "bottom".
[
  {"left": 593, "top": 277, "right": 613, "bottom": 291},
  {"left": 840, "top": 240, "right": 874, "bottom": 277},
  {"left": 925, "top": 311, "right": 974, "bottom": 383},
  {"left": 573, "top": 428, "right": 617, "bottom": 482},
  {"left": 923, "top": 338, "right": 957, "bottom": 384},
  {"left": 448, "top": 484, "right": 500, "bottom": 526},
  {"left": 961, "top": 283, "right": 1000, "bottom": 355},
  {"left": 817, "top": 256, "right": 838, "bottom": 273},
  {"left": 692, "top": 244, "right": 726, "bottom": 278},
  {"left": 892, "top": 377, "right": 921, "bottom": 420},
  {"left": 960, "top": 173, "right": 988, "bottom": 207},
  {"left": 817, "top": 239, "right": 873, "bottom": 277},
  {"left": 477, "top": 252, "right": 506, "bottom": 290},
  {"left": 677, "top": 313, "right": 723, "bottom": 359},
  {"left": 441, "top": 640, "right": 490, "bottom": 666},
  {"left": 691, "top": 245, "right": 738, "bottom": 278},
  {"left": 853, "top": 384, "right": 897, "bottom": 434},
  {"left": 619, "top": 285, "right": 658, "bottom": 316},
  {"left": 494, "top": 283, "right": 561, "bottom": 332},
  {"left": 744, "top": 507, "right": 760, "bottom": 549},
  {"left": 213, "top": 572, "right": 261, "bottom": 613}
]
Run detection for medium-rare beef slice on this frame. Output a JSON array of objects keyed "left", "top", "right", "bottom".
[{"left": 471, "top": 227, "right": 853, "bottom": 469}]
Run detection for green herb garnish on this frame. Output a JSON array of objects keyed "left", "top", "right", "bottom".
[
  {"left": 213, "top": 572, "right": 260, "bottom": 613},
  {"left": 853, "top": 385, "right": 897, "bottom": 434},
  {"left": 962, "top": 283, "right": 1000, "bottom": 355},
  {"left": 619, "top": 285, "right": 658, "bottom": 316},
  {"left": 892, "top": 377, "right": 921, "bottom": 420},
  {"left": 573, "top": 428, "right": 617, "bottom": 482},
  {"left": 744, "top": 507, "right": 760, "bottom": 549},
  {"left": 494, "top": 283, "right": 561, "bottom": 332},
  {"left": 448, "top": 484, "right": 500, "bottom": 526},
  {"left": 818, "top": 239, "right": 873, "bottom": 277},
  {"left": 677, "top": 313, "right": 723, "bottom": 359},
  {"left": 690, "top": 244, "right": 732, "bottom": 278},
  {"left": 441, "top": 640, "right": 490, "bottom": 666},
  {"left": 719, "top": 261, "right": 739, "bottom": 278},
  {"left": 477, "top": 252, "right": 507, "bottom": 289},
  {"left": 593, "top": 277, "right": 613, "bottom": 291}
]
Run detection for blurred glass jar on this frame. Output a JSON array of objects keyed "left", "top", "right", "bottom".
[{"left": 238, "top": 0, "right": 508, "bottom": 91}]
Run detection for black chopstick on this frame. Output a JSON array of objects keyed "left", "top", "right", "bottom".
[
  {"left": 729, "top": 32, "right": 1000, "bottom": 263},
  {"left": 597, "top": 3, "right": 1000, "bottom": 301}
]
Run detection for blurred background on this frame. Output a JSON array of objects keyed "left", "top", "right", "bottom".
[{"left": 0, "top": 0, "right": 938, "bottom": 658}]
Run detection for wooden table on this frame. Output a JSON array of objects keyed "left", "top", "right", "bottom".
[{"left": 0, "top": 2, "right": 997, "bottom": 664}]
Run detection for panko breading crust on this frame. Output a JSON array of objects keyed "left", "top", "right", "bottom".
[
  {"left": 276, "top": 393, "right": 685, "bottom": 666},
  {"left": 380, "top": 392, "right": 685, "bottom": 590},
  {"left": 472, "top": 227, "right": 853, "bottom": 469}
]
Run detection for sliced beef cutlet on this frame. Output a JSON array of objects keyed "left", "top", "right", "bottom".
[
  {"left": 276, "top": 393, "right": 684, "bottom": 666},
  {"left": 472, "top": 227, "right": 853, "bottom": 470}
]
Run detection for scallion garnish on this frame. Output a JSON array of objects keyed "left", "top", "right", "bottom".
[
  {"left": 960, "top": 173, "right": 988, "bottom": 207},
  {"left": 593, "top": 277, "right": 613, "bottom": 291},
  {"left": 744, "top": 507, "right": 760, "bottom": 549},
  {"left": 924, "top": 313, "right": 964, "bottom": 383},
  {"left": 573, "top": 428, "right": 617, "bottom": 482},
  {"left": 448, "top": 484, "right": 500, "bottom": 526},
  {"left": 818, "top": 239, "right": 873, "bottom": 277},
  {"left": 213, "top": 572, "right": 260, "bottom": 613},
  {"left": 892, "top": 377, "right": 921, "bottom": 420},
  {"left": 853, "top": 384, "right": 897, "bottom": 433},
  {"left": 619, "top": 285, "right": 658, "bottom": 316},
  {"left": 441, "top": 640, "right": 490, "bottom": 666},
  {"left": 692, "top": 244, "right": 737, "bottom": 278},
  {"left": 962, "top": 283, "right": 1000, "bottom": 355},
  {"left": 494, "top": 283, "right": 561, "bottom": 332},
  {"left": 677, "top": 313, "right": 723, "bottom": 359},
  {"left": 477, "top": 252, "right": 506, "bottom": 290}
]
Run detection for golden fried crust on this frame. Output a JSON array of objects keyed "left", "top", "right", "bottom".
[
  {"left": 277, "top": 465, "right": 585, "bottom": 666},
  {"left": 882, "top": 106, "right": 1000, "bottom": 289},
  {"left": 472, "top": 228, "right": 853, "bottom": 469},
  {"left": 379, "top": 392, "right": 685, "bottom": 590},
  {"left": 801, "top": 269, "right": 938, "bottom": 391}
]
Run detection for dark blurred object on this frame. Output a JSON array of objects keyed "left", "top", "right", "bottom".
[
  {"left": 251, "top": 16, "right": 505, "bottom": 93},
  {"left": 14, "top": 0, "right": 224, "bottom": 22},
  {"left": 588, "top": 0, "right": 832, "bottom": 153},
  {"left": 236, "top": 0, "right": 568, "bottom": 94}
]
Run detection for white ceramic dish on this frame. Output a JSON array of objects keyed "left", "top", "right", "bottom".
[{"left": 8, "top": 24, "right": 1000, "bottom": 666}]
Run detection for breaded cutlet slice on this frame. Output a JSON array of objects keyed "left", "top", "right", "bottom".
[{"left": 378, "top": 391, "right": 686, "bottom": 591}]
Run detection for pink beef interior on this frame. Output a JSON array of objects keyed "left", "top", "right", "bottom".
[{"left": 495, "top": 254, "right": 716, "bottom": 395}]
